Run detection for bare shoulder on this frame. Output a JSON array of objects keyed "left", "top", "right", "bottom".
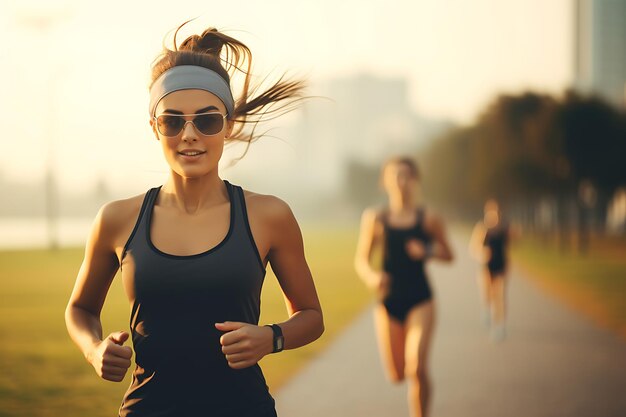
[
  {"left": 422, "top": 208, "right": 447, "bottom": 234},
  {"left": 424, "top": 209, "right": 444, "bottom": 228},
  {"left": 361, "top": 206, "right": 385, "bottom": 224},
  {"left": 99, "top": 193, "right": 145, "bottom": 226},
  {"left": 359, "top": 206, "right": 386, "bottom": 240},
  {"left": 93, "top": 192, "right": 148, "bottom": 247},
  {"left": 242, "top": 189, "right": 295, "bottom": 225},
  {"left": 472, "top": 220, "right": 486, "bottom": 233},
  {"left": 241, "top": 189, "right": 301, "bottom": 254}
]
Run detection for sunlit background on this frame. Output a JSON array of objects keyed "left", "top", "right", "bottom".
[
  {"left": 0, "top": 0, "right": 582, "bottom": 245},
  {"left": 1, "top": 0, "right": 625, "bottom": 416}
]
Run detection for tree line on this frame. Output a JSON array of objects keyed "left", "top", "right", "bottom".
[{"left": 419, "top": 90, "right": 626, "bottom": 231}]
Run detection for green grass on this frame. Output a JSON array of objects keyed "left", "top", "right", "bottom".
[
  {"left": 511, "top": 234, "right": 626, "bottom": 339},
  {"left": 0, "top": 226, "right": 371, "bottom": 417}
]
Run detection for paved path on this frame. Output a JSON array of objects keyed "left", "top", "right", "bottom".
[{"left": 274, "top": 233, "right": 626, "bottom": 417}]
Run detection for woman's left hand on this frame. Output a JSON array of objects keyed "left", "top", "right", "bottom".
[
  {"left": 405, "top": 238, "right": 427, "bottom": 260},
  {"left": 215, "top": 321, "right": 274, "bottom": 369}
]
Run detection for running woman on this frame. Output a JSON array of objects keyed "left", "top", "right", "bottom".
[
  {"left": 354, "top": 157, "right": 453, "bottom": 417},
  {"left": 65, "top": 24, "right": 323, "bottom": 417},
  {"left": 469, "top": 199, "right": 515, "bottom": 341}
]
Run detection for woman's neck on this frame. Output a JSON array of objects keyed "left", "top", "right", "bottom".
[
  {"left": 161, "top": 171, "right": 227, "bottom": 214},
  {"left": 388, "top": 191, "right": 417, "bottom": 213}
]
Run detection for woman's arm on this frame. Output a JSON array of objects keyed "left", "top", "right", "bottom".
[
  {"left": 468, "top": 222, "right": 487, "bottom": 262},
  {"left": 264, "top": 198, "right": 324, "bottom": 348},
  {"left": 424, "top": 212, "right": 454, "bottom": 262},
  {"left": 64, "top": 202, "right": 134, "bottom": 382},
  {"left": 216, "top": 196, "right": 324, "bottom": 369},
  {"left": 508, "top": 221, "right": 522, "bottom": 242},
  {"left": 354, "top": 208, "right": 388, "bottom": 291}
]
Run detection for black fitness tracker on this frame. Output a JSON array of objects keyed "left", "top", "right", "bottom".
[{"left": 266, "top": 324, "right": 284, "bottom": 353}]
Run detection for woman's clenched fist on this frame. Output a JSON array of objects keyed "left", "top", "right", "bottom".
[{"left": 87, "top": 331, "right": 133, "bottom": 382}]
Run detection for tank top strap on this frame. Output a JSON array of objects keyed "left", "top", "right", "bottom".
[
  {"left": 227, "top": 181, "right": 265, "bottom": 271},
  {"left": 379, "top": 208, "right": 390, "bottom": 228},
  {"left": 138, "top": 186, "right": 161, "bottom": 235},
  {"left": 414, "top": 206, "right": 433, "bottom": 243},
  {"left": 223, "top": 180, "right": 241, "bottom": 226},
  {"left": 416, "top": 206, "right": 425, "bottom": 227},
  {"left": 145, "top": 186, "right": 161, "bottom": 210},
  {"left": 121, "top": 186, "right": 162, "bottom": 261}
]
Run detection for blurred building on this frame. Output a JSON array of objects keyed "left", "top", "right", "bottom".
[
  {"left": 574, "top": 0, "right": 626, "bottom": 107},
  {"left": 291, "top": 74, "right": 451, "bottom": 195}
]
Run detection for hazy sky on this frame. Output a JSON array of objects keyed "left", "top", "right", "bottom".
[{"left": 0, "top": 0, "right": 572, "bottom": 192}]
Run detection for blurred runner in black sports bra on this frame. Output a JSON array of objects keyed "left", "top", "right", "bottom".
[
  {"left": 469, "top": 199, "right": 518, "bottom": 342},
  {"left": 355, "top": 157, "right": 453, "bottom": 417}
]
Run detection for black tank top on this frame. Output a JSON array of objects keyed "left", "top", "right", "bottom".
[
  {"left": 118, "top": 180, "right": 275, "bottom": 417},
  {"left": 483, "top": 223, "right": 509, "bottom": 268},
  {"left": 382, "top": 208, "right": 432, "bottom": 294}
]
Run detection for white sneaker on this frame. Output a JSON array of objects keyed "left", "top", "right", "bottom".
[
  {"left": 481, "top": 309, "right": 491, "bottom": 328},
  {"left": 490, "top": 324, "right": 506, "bottom": 343}
]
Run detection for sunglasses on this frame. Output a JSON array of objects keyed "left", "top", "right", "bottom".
[{"left": 154, "top": 112, "right": 227, "bottom": 137}]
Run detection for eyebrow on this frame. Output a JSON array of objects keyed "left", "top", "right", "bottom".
[{"left": 161, "top": 105, "right": 219, "bottom": 115}]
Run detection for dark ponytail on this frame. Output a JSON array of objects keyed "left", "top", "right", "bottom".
[{"left": 150, "top": 22, "right": 306, "bottom": 158}]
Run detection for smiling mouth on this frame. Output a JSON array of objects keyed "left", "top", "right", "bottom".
[{"left": 178, "top": 151, "right": 206, "bottom": 156}]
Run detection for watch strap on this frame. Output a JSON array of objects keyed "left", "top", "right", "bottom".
[{"left": 265, "top": 324, "right": 284, "bottom": 353}]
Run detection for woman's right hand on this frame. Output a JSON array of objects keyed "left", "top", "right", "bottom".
[
  {"left": 368, "top": 271, "right": 391, "bottom": 299},
  {"left": 87, "top": 331, "right": 133, "bottom": 382}
]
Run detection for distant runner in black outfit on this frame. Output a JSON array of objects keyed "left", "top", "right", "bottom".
[
  {"left": 355, "top": 157, "right": 453, "bottom": 417},
  {"left": 469, "top": 199, "right": 517, "bottom": 342},
  {"left": 381, "top": 207, "right": 434, "bottom": 322},
  {"left": 65, "top": 23, "right": 323, "bottom": 417}
]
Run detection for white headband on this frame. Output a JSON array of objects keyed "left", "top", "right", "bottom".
[{"left": 148, "top": 65, "right": 235, "bottom": 117}]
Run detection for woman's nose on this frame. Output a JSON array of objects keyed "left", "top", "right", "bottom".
[{"left": 181, "top": 121, "right": 198, "bottom": 142}]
